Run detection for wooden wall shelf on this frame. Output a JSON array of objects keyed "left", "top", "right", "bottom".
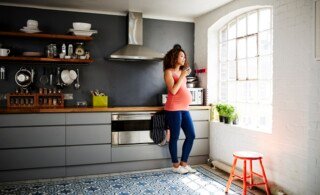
[
  {"left": 0, "top": 31, "right": 93, "bottom": 41},
  {"left": 7, "top": 92, "right": 64, "bottom": 108},
  {"left": 0, "top": 56, "right": 93, "bottom": 63}
]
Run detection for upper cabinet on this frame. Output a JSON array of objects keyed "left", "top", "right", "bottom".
[{"left": 0, "top": 31, "right": 94, "bottom": 64}]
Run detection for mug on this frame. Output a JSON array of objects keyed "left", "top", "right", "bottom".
[
  {"left": 27, "top": 19, "right": 38, "bottom": 29},
  {"left": 0, "top": 48, "right": 10, "bottom": 56}
]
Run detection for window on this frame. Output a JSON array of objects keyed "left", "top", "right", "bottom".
[{"left": 218, "top": 8, "right": 273, "bottom": 132}]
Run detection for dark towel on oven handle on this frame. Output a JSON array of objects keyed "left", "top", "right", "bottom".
[{"left": 150, "top": 111, "right": 167, "bottom": 146}]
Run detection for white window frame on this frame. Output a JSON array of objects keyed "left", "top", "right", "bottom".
[{"left": 218, "top": 8, "right": 273, "bottom": 133}]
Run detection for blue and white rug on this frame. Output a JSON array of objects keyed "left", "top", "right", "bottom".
[{"left": 0, "top": 165, "right": 248, "bottom": 195}]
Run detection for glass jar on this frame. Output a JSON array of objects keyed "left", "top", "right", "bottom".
[
  {"left": 46, "top": 44, "right": 57, "bottom": 58},
  {"left": 75, "top": 42, "right": 85, "bottom": 57}
]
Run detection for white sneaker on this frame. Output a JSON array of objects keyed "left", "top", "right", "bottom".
[
  {"left": 172, "top": 166, "right": 188, "bottom": 174},
  {"left": 184, "top": 165, "right": 197, "bottom": 173}
]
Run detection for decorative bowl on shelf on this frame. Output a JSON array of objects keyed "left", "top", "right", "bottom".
[
  {"left": 72, "top": 22, "right": 91, "bottom": 31},
  {"left": 20, "top": 26, "right": 41, "bottom": 33}
]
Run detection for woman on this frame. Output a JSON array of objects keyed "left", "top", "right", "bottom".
[{"left": 163, "top": 44, "right": 196, "bottom": 174}]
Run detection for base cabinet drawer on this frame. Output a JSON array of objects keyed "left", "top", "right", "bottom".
[
  {"left": 0, "top": 126, "right": 65, "bottom": 148},
  {"left": 0, "top": 147, "right": 65, "bottom": 170},
  {"left": 111, "top": 144, "right": 169, "bottom": 162},
  {"left": 66, "top": 113, "right": 111, "bottom": 125},
  {"left": 66, "top": 145, "right": 111, "bottom": 166},
  {"left": 66, "top": 125, "right": 111, "bottom": 145},
  {"left": 190, "top": 110, "right": 209, "bottom": 121},
  {"left": 179, "top": 121, "right": 209, "bottom": 139},
  {"left": 111, "top": 139, "right": 209, "bottom": 162},
  {"left": 0, "top": 114, "right": 65, "bottom": 127},
  {"left": 178, "top": 139, "right": 209, "bottom": 157}
]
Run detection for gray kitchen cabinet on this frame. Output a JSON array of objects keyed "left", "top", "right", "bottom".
[
  {"left": 0, "top": 147, "right": 65, "bottom": 170},
  {"left": 65, "top": 113, "right": 112, "bottom": 166},
  {"left": 66, "top": 125, "right": 111, "bottom": 145},
  {"left": 0, "top": 113, "right": 65, "bottom": 127},
  {"left": 177, "top": 139, "right": 209, "bottom": 157},
  {"left": 111, "top": 139, "right": 208, "bottom": 162},
  {"left": 0, "top": 109, "right": 209, "bottom": 181},
  {"left": 190, "top": 110, "right": 209, "bottom": 121},
  {"left": 179, "top": 121, "right": 209, "bottom": 139},
  {"left": 101, "top": 109, "right": 210, "bottom": 163},
  {"left": 111, "top": 144, "right": 169, "bottom": 162},
  {"left": 66, "top": 145, "right": 111, "bottom": 165},
  {"left": 66, "top": 113, "right": 111, "bottom": 125},
  {"left": 0, "top": 126, "right": 65, "bottom": 148}
]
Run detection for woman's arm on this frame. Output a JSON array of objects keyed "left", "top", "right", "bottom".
[{"left": 164, "top": 68, "right": 190, "bottom": 95}]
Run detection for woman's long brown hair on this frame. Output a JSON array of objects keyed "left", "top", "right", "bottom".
[{"left": 163, "top": 44, "right": 189, "bottom": 71}]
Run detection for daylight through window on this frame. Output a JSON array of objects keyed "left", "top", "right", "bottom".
[{"left": 218, "top": 8, "right": 273, "bottom": 132}]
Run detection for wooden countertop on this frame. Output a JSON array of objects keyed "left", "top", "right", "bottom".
[{"left": 0, "top": 106, "right": 210, "bottom": 114}]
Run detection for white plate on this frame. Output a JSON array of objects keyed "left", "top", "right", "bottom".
[
  {"left": 22, "top": 26, "right": 39, "bottom": 30},
  {"left": 22, "top": 52, "right": 42, "bottom": 57},
  {"left": 69, "top": 28, "right": 97, "bottom": 33},
  {"left": 61, "top": 70, "right": 74, "bottom": 85},
  {"left": 68, "top": 29, "right": 97, "bottom": 36},
  {"left": 20, "top": 28, "right": 41, "bottom": 33}
]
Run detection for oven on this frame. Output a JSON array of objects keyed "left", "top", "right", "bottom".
[{"left": 111, "top": 112, "right": 155, "bottom": 146}]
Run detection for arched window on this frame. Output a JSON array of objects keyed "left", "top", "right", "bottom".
[{"left": 219, "top": 8, "right": 273, "bottom": 132}]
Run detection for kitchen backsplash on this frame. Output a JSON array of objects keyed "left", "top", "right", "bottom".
[{"left": 0, "top": 5, "right": 194, "bottom": 107}]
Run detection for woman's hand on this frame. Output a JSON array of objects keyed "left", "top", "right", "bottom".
[{"left": 180, "top": 67, "right": 191, "bottom": 78}]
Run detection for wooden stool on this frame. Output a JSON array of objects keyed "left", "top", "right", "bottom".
[{"left": 225, "top": 151, "right": 271, "bottom": 195}]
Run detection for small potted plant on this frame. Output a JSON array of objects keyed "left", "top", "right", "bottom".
[
  {"left": 224, "top": 105, "right": 235, "bottom": 124},
  {"left": 231, "top": 112, "right": 238, "bottom": 125},
  {"left": 216, "top": 104, "right": 227, "bottom": 123}
]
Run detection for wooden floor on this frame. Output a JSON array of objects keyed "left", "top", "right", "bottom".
[{"left": 201, "top": 164, "right": 266, "bottom": 195}]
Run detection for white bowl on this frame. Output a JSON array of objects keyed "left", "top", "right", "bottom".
[
  {"left": 73, "top": 22, "right": 91, "bottom": 31},
  {"left": 27, "top": 19, "right": 38, "bottom": 29}
]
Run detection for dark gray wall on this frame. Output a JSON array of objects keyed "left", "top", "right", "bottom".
[{"left": 0, "top": 6, "right": 194, "bottom": 106}]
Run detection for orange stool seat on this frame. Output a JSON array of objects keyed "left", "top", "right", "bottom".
[{"left": 225, "top": 151, "right": 271, "bottom": 195}]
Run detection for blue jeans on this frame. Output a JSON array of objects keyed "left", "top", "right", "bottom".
[{"left": 165, "top": 111, "right": 195, "bottom": 163}]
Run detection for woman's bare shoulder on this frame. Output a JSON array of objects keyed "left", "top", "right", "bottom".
[{"left": 164, "top": 69, "right": 173, "bottom": 76}]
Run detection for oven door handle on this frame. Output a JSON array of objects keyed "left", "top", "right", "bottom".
[{"left": 112, "top": 115, "right": 152, "bottom": 121}]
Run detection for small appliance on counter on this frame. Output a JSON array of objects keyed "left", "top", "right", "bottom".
[
  {"left": 186, "top": 76, "right": 199, "bottom": 88},
  {"left": 162, "top": 88, "right": 204, "bottom": 106}
]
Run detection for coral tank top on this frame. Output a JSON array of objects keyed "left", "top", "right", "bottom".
[{"left": 164, "top": 70, "right": 192, "bottom": 111}]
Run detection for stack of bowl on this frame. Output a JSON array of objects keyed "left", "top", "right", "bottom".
[{"left": 69, "top": 22, "right": 98, "bottom": 36}]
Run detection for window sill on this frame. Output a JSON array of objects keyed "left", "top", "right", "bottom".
[{"left": 210, "top": 121, "right": 272, "bottom": 134}]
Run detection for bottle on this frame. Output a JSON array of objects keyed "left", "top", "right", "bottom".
[
  {"left": 52, "top": 44, "right": 58, "bottom": 57},
  {"left": 61, "top": 43, "right": 66, "bottom": 54},
  {"left": 68, "top": 44, "right": 73, "bottom": 56},
  {"left": 0, "top": 66, "right": 5, "bottom": 80},
  {"left": 210, "top": 104, "right": 217, "bottom": 122}
]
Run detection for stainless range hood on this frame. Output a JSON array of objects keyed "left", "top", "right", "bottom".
[{"left": 108, "top": 12, "right": 164, "bottom": 61}]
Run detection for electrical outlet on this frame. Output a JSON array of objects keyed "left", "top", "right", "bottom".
[{"left": 64, "top": 93, "right": 73, "bottom": 100}]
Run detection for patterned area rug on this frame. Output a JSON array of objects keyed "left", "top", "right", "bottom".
[{"left": 0, "top": 165, "right": 248, "bottom": 195}]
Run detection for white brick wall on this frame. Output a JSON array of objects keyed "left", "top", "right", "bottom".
[{"left": 195, "top": 0, "right": 320, "bottom": 194}]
